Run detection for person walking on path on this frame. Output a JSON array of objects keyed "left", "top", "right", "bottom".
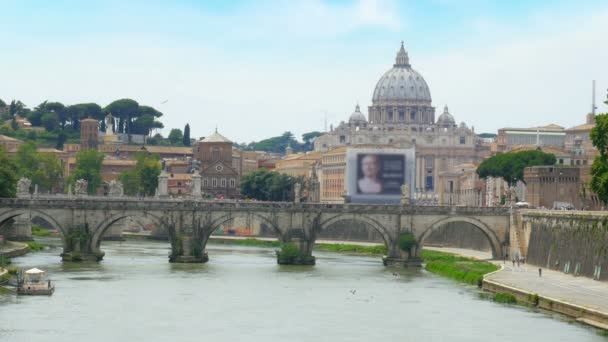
[{"left": 538, "top": 268, "right": 542, "bottom": 277}]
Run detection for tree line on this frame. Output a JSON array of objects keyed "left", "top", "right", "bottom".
[
  {"left": 0, "top": 144, "right": 161, "bottom": 197},
  {"left": 235, "top": 131, "right": 323, "bottom": 153}
]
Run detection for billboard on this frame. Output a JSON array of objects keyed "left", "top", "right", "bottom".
[{"left": 346, "top": 148, "right": 415, "bottom": 204}]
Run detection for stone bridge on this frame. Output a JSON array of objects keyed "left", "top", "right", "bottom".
[{"left": 0, "top": 197, "right": 512, "bottom": 266}]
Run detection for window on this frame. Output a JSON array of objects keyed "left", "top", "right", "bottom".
[
  {"left": 399, "top": 111, "right": 405, "bottom": 121},
  {"left": 212, "top": 148, "right": 220, "bottom": 160},
  {"left": 229, "top": 178, "right": 236, "bottom": 188},
  {"left": 339, "top": 136, "right": 345, "bottom": 143},
  {"left": 212, "top": 178, "right": 217, "bottom": 188},
  {"left": 559, "top": 159, "right": 564, "bottom": 165},
  {"left": 411, "top": 111, "right": 417, "bottom": 121},
  {"left": 203, "top": 178, "right": 208, "bottom": 187},
  {"left": 425, "top": 176, "right": 434, "bottom": 190},
  {"left": 387, "top": 111, "right": 393, "bottom": 121},
  {"left": 221, "top": 178, "right": 227, "bottom": 187},
  {"left": 459, "top": 136, "right": 465, "bottom": 144}
]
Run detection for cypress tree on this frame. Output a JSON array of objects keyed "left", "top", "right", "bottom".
[{"left": 183, "top": 123, "right": 191, "bottom": 146}]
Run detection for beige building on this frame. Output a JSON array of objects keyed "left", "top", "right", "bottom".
[
  {"left": 275, "top": 151, "right": 322, "bottom": 179},
  {"left": 495, "top": 124, "right": 565, "bottom": 152},
  {"left": 0, "top": 134, "right": 23, "bottom": 152},
  {"left": 314, "top": 43, "right": 488, "bottom": 192},
  {"left": 437, "top": 163, "right": 485, "bottom": 206},
  {"left": 318, "top": 147, "right": 347, "bottom": 203}
]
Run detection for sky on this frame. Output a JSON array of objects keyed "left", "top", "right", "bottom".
[{"left": 1, "top": 0, "right": 607, "bottom": 143}]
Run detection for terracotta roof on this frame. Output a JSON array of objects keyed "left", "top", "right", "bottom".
[
  {"left": 37, "top": 148, "right": 65, "bottom": 154},
  {"left": 566, "top": 123, "right": 595, "bottom": 131},
  {"left": 0, "top": 134, "right": 21, "bottom": 142},
  {"left": 168, "top": 173, "right": 193, "bottom": 181},
  {"left": 200, "top": 130, "right": 232, "bottom": 143}
]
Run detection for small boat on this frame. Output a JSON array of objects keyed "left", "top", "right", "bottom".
[{"left": 17, "top": 268, "right": 55, "bottom": 295}]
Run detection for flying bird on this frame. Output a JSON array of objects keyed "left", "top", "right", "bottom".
[{"left": 160, "top": 100, "right": 168, "bottom": 104}]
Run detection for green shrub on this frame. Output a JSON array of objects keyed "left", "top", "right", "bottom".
[
  {"left": 26, "top": 241, "right": 44, "bottom": 252},
  {"left": 276, "top": 242, "right": 314, "bottom": 265},
  {"left": 32, "top": 224, "right": 50, "bottom": 237},
  {"left": 494, "top": 292, "right": 517, "bottom": 304},
  {"left": 398, "top": 232, "right": 417, "bottom": 254},
  {"left": 421, "top": 249, "right": 499, "bottom": 286},
  {"left": 0, "top": 256, "right": 11, "bottom": 267}
]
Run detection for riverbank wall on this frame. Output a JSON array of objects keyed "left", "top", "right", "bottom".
[
  {"left": 517, "top": 210, "right": 608, "bottom": 281},
  {"left": 482, "top": 273, "right": 608, "bottom": 330},
  {"left": 0, "top": 241, "right": 29, "bottom": 258}
]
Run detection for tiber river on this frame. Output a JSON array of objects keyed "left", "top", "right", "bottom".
[{"left": 0, "top": 238, "right": 605, "bottom": 342}]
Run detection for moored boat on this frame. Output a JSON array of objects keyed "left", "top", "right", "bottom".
[{"left": 17, "top": 268, "right": 55, "bottom": 295}]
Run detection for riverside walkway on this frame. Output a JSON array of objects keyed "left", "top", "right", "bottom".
[{"left": 428, "top": 246, "right": 608, "bottom": 329}]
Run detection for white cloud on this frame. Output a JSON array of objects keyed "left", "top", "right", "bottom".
[
  {"left": 420, "top": 7, "right": 608, "bottom": 133},
  {"left": 232, "top": 0, "right": 403, "bottom": 39}
]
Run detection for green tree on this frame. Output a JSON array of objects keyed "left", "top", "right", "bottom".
[
  {"left": 120, "top": 151, "right": 161, "bottom": 196},
  {"left": 0, "top": 145, "right": 18, "bottom": 198},
  {"left": 168, "top": 128, "right": 183, "bottom": 146},
  {"left": 477, "top": 150, "right": 556, "bottom": 185},
  {"left": 247, "top": 132, "right": 300, "bottom": 153},
  {"left": 32, "top": 153, "right": 64, "bottom": 193},
  {"left": 41, "top": 112, "right": 59, "bottom": 131},
  {"left": 183, "top": 124, "right": 191, "bottom": 146},
  {"left": 104, "top": 99, "right": 140, "bottom": 135},
  {"left": 65, "top": 103, "right": 103, "bottom": 131},
  {"left": 8, "top": 100, "right": 27, "bottom": 117},
  {"left": 590, "top": 110, "right": 608, "bottom": 204},
  {"left": 301, "top": 131, "right": 323, "bottom": 151},
  {"left": 68, "top": 149, "right": 105, "bottom": 194},
  {"left": 240, "top": 169, "right": 294, "bottom": 201},
  {"left": 14, "top": 142, "right": 39, "bottom": 178}
]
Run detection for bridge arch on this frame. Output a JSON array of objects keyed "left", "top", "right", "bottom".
[
  {"left": 318, "top": 214, "right": 393, "bottom": 253},
  {"left": 0, "top": 208, "right": 67, "bottom": 239},
  {"left": 418, "top": 216, "right": 503, "bottom": 259},
  {"left": 205, "top": 212, "right": 282, "bottom": 239},
  {"left": 90, "top": 212, "right": 165, "bottom": 250}
]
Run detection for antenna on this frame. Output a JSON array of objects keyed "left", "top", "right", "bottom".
[{"left": 592, "top": 80, "right": 597, "bottom": 115}]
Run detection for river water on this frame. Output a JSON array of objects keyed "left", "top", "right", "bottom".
[{"left": 0, "top": 238, "right": 604, "bottom": 342}]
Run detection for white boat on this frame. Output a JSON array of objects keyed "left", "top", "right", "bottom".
[{"left": 17, "top": 268, "right": 55, "bottom": 295}]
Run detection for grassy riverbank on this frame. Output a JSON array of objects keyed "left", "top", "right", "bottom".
[
  {"left": 208, "top": 237, "right": 388, "bottom": 255},
  {"left": 177, "top": 237, "right": 498, "bottom": 286},
  {"left": 420, "top": 250, "right": 499, "bottom": 286}
]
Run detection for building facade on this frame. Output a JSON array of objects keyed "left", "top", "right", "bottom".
[
  {"left": 195, "top": 130, "right": 240, "bottom": 199},
  {"left": 314, "top": 43, "right": 488, "bottom": 193},
  {"left": 80, "top": 118, "right": 99, "bottom": 151}
]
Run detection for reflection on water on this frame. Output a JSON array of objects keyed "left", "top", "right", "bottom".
[{"left": 0, "top": 238, "right": 604, "bottom": 342}]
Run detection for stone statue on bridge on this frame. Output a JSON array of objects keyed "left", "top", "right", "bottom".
[
  {"left": 16, "top": 178, "right": 31, "bottom": 198},
  {"left": 400, "top": 183, "right": 410, "bottom": 205},
  {"left": 108, "top": 180, "right": 124, "bottom": 197},
  {"left": 294, "top": 182, "right": 302, "bottom": 203},
  {"left": 74, "top": 179, "right": 88, "bottom": 196}
]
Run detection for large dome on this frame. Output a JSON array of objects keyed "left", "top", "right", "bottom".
[{"left": 372, "top": 42, "right": 432, "bottom": 104}]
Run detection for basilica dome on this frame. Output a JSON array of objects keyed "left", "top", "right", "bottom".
[
  {"left": 437, "top": 105, "right": 455, "bottom": 126},
  {"left": 372, "top": 42, "right": 432, "bottom": 105},
  {"left": 348, "top": 104, "right": 367, "bottom": 124}
]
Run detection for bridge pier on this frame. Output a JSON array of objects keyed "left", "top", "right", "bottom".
[
  {"left": 169, "top": 235, "right": 209, "bottom": 263},
  {"left": 382, "top": 242, "right": 422, "bottom": 267},
  {"left": 3, "top": 215, "right": 33, "bottom": 241},
  {"left": 61, "top": 226, "right": 105, "bottom": 262},
  {"left": 276, "top": 237, "right": 316, "bottom": 265}
]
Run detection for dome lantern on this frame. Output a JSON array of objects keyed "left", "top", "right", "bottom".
[{"left": 394, "top": 41, "right": 410, "bottom": 68}]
